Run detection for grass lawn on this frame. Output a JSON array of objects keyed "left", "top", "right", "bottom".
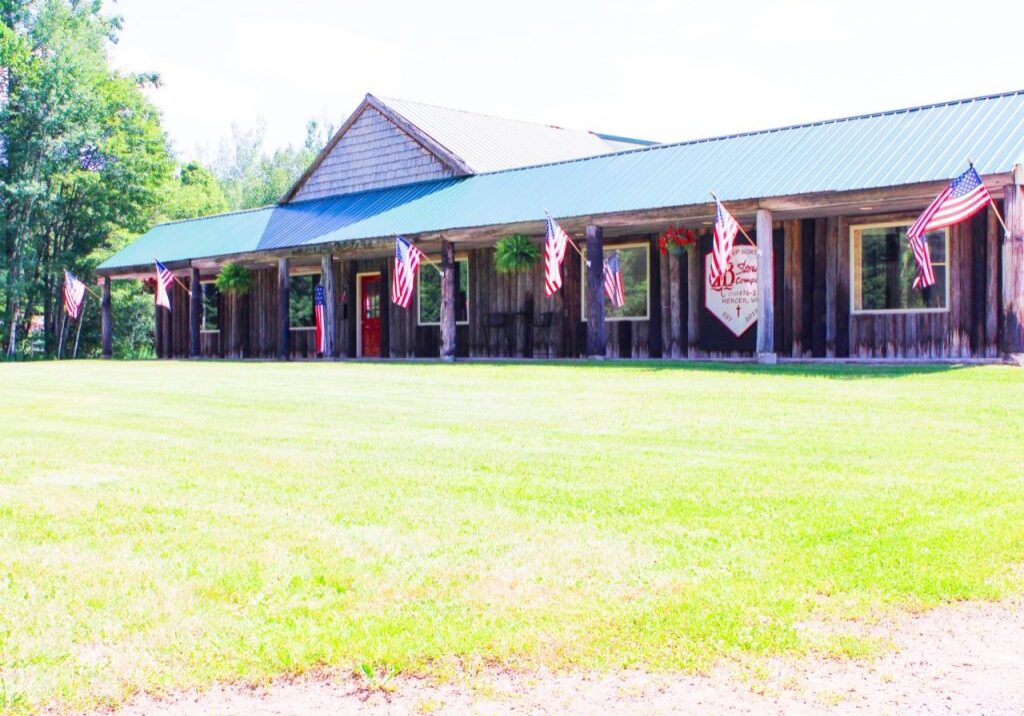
[{"left": 1, "top": 360, "right": 1023, "bottom": 713}]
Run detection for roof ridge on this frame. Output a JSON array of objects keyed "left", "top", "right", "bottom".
[
  {"left": 377, "top": 95, "right": 606, "bottom": 137},
  {"left": 467, "top": 87, "right": 1024, "bottom": 180}
]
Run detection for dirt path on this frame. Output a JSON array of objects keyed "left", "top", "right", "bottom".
[{"left": 103, "top": 599, "right": 1023, "bottom": 715}]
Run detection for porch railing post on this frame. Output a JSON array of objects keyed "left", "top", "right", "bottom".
[
  {"left": 440, "top": 239, "right": 456, "bottom": 361},
  {"left": 101, "top": 276, "right": 113, "bottom": 359},
  {"left": 189, "top": 266, "right": 201, "bottom": 358},
  {"left": 277, "top": 257, "right": 290, "bottom": 360},
  {"left": 1002, "top": 176, "right": 1024, "bottom": 356},
  {"left": 756, "top": 208, "right": 777, "bottom": 363},
  {"left": 585, "top": 225, "right": 606, "bottom": 358},
  {"left": 321, "top": 253, "right": 336, "bottom": 358}
]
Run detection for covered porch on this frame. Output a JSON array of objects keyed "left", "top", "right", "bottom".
[{"left": 96, "top": 171, "right": 1024, "bottom": 363}]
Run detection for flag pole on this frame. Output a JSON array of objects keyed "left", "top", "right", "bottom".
[
  {"left": 400, "top": 237, "right": 443, "bottom": 276},
  {"left": 544, "top": 210, "right": 587, "bottom": 261},
  {"left": 968, "top": 158, "right": 1010, "bottom": 235},
  {"left": 154, "top": 258, "right": 194, "bottom": 295},
  {"left": 72, "top": 295, "right": 87, "bottom": 359},
  {"left": 709, "top": 192, "right": 756, "bottom": 246}
]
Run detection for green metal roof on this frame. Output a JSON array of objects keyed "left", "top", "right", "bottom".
[{"left": 100, "top": 89, "right": 1024, "bottom": 272}]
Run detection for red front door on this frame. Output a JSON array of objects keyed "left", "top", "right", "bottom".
[{"left": 360, "top": 274, "right": 382, "bottom": 357}]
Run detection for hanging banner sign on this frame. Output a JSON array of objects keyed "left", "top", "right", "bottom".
[{"left": 704, "top": 245, "right": 758, "bottom": 337}]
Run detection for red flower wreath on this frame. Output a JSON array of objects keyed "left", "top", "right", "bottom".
[{"left": 657, "top": 225, "right": 697, "bottom": 255}]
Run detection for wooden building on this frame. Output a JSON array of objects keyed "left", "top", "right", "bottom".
[{"left": 97, "top": 91, "right": 1024, "bottom": 362}]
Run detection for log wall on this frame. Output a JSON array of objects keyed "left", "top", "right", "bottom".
[{"left": 154, "top": 207, "right": 1004, "bottom": 361}]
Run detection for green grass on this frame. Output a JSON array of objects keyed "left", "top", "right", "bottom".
[{"left": 1, "top": 360, "right": 1023, "bottom": 713}]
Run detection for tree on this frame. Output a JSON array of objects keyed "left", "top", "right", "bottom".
[
  {"left": 161, "top": 162, "right": 230, "bottom": 221},
  {"left": 213, "top": 119, "right": 333, "bottom": 210},
  {"left": 1, "top": 0, "right": 173, "bottom": 358}
]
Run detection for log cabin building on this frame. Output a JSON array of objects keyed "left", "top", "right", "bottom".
[{"left": 97, "top": 90, "right": 1024, "bottom": 362}]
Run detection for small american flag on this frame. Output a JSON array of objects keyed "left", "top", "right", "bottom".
[
  {"left": 544, "top": 215, "right": 571, "bottom": 296},
  {"left": 907, "top": 166, "right": 991, "bottom": 289},
  {"left": 603, "top": 251, "right": 625, "bottom": 308},
  {"left": 314, "top": 284, "right": 327, "bottom": 354},
  {"left": 711, "top": 198, "right": 740, "bottom": 284},
  {"left": 63, "top": 270, "right": 86, "bottom": 319},
  {"left": 392, "top": 236, "right": 423, "bottom": 308},
  {"left": 154, "top": 260, "right": 173, "bottom": 310}
]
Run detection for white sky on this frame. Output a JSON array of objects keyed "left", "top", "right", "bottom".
[{"left": 106, "top": 0, "right": 1024, "bottom": 162}]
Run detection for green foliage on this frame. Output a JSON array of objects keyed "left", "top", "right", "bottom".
[
  {"left": 160, "top": 162, "right": 230, "bottom": 222},
  {"left": 0, "top": 0, "right": 173, "bottom": 358},
  {"left": 215, "top": 263, "right": 252, "bottom": 297},
  {"left": 493, "top": 234, "right": 540, "bottom": 274},
  {"left": 213, "top": 119, "right": 333, "bottom": 210}
]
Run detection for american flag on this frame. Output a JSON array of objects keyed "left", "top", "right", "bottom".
[
  {"left": 313, "top": 284, "right": 327, "bottom": 354},
  {"left": 603, "top": 251, "right": 625, "bottom": 308},
  {"left": 392, "top": 236, "right": 423, "bottom": 308},
  {"left": 154, "top": 259, "right": 173, "bottom": 310},
  {"left": 907, "top": 166, "right": 991, "bottom": 289},
  {"left": 711, "top": 198, "right": 740, "bottom": 284},
  {"left": 544, "top": 215, "right": 571, "bottom": 296},
  {"left": 63, "top": 270, "right": 86, "bottom": 319}
]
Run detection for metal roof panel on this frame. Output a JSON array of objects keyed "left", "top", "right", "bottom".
[{"left": 100, "top": 89, "right": 1024, "bottom": 271}]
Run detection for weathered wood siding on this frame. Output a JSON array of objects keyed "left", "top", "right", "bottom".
[
  {"left": 290, "top": 106, "right": 457, "bottom": 202},
  {"left": 845, "top": 208, "right": 1001, "bottom": 358},
  {"left": 154, "top": 207, "right": 1003, "bottom": 362}
]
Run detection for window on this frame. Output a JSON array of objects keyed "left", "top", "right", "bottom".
[
  {"left": 289, "top": 273, "right": 321, "bottom": 328},
  {"left": 418, "top": 258, "right": 469, "bottom": 325},
  {"left": 581, "top": 243, "right": 650, "bottom": 320},
  {"left": 851, "top": 223, "right": 948, "bottom": 313},
  {"left": 200, "top": 282, "right": 219, "bottom": 332}
]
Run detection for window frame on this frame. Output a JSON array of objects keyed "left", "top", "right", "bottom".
[
  {"left": 417, "top": 254, "right": 470, "bottom": 327},
  {"left": 200, "top": 280, "right": 220, "bottom": 334},
  {"left": 580, "top": 242, "right": 651, "bottom": 322},
  {"left": 849, "top": 220, "right": 950, "bottom": 316},
  {"left": 288, "top": 268, "right": 322, "bottom": 331}
]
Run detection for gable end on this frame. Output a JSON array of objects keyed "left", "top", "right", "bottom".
[{"left": 284, "top": 98, "right": 469, "bottom": 203}]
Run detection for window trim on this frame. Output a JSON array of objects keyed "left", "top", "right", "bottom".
[
  {"left": 580, "top": 242, "right": 651, "bottom": 322},
  {"left": 288, "top": 272, "right": 321, "bottom": 329},
  {"left": 199, "top": 280, "right": 220, "bottom": 334},
  {"left": 417, "top": 255, "right": 470, "bottom": 327},
  {"left": 849, "top": 220, "right": 950, "bottom": 316}
]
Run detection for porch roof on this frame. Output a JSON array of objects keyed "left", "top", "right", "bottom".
[{"left": 99, "top": 89, "right": 1024, "bottom": 273}]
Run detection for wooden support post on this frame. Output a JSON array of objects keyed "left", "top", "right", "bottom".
[
  {"left": 669, "top": 252, "right": 682, "bottom": 358},
  {"left": 686, "top": 242, "right": 699, "bottom": 358},
  {"left": 101, "top": 276, "right": 113, "bottom": 359},
  {"left": 189, "top": 266, "right": 201, "bottom": 358},
  {"left": 439, "top": 239, "right": 456, "bottom": 361},
  {"left": 1002, "top": 180, "right": 1024, "bottom": 356},
  {"left": 585, "top": 225, "right": 606, "bottom": 358},
  {"left": 756, "top": 209, "right": 777, "bottom": 363},
  {"left": 648, "top": 234, "right": 663, "bottom": 359},
  {"left": 320, "top": 253, "right": 336, "bottom": 358},
  {"left": 346, "top": 262, "right": 357, "bottom": 358},
  {"left": 277, "top": 258, "right": 290, "bottom": 360}
]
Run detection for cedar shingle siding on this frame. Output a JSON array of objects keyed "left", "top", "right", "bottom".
[{"left": 291, "top": 106, "right": 457, "bottom": 201}]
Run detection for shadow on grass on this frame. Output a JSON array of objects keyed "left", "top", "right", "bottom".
[
  {"left": 47, "top": 357, "right": 993, "bottom": 381},
  {"left": 336, "top": 358, "right": 980, "bottom": 380}
]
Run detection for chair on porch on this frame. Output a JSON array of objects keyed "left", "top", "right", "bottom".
[
  {"left": 532, "top": 311, "right": 556, "bottom": 358},
  {"left": 482, "top": 312, "right": 512, "bottom": 357}
]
